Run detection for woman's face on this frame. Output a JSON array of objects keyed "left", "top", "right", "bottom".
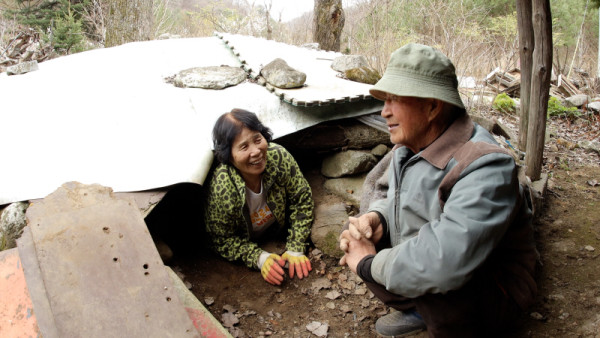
[{"left": 231, "top": 126, "right": 268, "bottom": 181}]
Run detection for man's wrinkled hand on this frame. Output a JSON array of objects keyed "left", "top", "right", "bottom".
[
  {"left": 338, "top": 231, "right": 376, "bottom": 274},
  {"left": 282, "top": 251, "right": 312, "bottom": 279},
  {"left": 348, "top": 216, "right": 373, "bottom": 240},
  {"left": 260, "top": 253, "right": 286, "bottom": 285},
  {"left": 339, "top": 229, "right": 351, "bottom": 252}
]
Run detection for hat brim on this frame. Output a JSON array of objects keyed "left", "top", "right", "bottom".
[{"left": 370, "top": 72, "right": 465, "bottom": 110}]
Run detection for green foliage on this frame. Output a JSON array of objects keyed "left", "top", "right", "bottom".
[
  {"left": 551, "top": 0, "right": 598, "bottom": 47},
  {"left": 5, "top": 0, "right": 90, "bottom": 53},
  {"left": 46, "top": 7, "right": 85, "bottom": 53},
  {"left": 464, "top": 0, "right": 515, "bottom": 16},
  {"left": 492, "top": 93, "right": 516, "bottom": 114},
  {"left": 547, "top": 97, "right": 581, "bottom": 120},
  {"left": 487, "top": 12, "right": 518, "bottom": 42},
  {"left": 5, "top": 0, "right": 89, "bottom": 31}
]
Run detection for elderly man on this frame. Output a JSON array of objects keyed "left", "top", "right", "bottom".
[{"left": 339, "top": 43, "right": 538, "bottom": 337}]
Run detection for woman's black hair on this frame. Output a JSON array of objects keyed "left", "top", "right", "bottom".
[{"left": 212, "top": 108, "right": 273, "bottom": 164}]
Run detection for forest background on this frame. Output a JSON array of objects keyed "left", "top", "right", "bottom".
[{"left": 2, "top": 0, "right": 600, "bottom": 86}]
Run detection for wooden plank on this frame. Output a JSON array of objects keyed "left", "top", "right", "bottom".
[{"left": 25, "top": 182, "right": 199, "bottom": 338}]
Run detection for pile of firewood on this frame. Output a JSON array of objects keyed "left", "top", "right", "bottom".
[
  {"left": 485, "top": 67, "right": 598, "bottom": 100},
  {"left": 0, "top": 28, "right": 55, "bottom": 73}
]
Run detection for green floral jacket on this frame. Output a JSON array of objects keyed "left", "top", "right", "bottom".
[{"left": 204, "top": 143, "right": 314, "bottom": 269}]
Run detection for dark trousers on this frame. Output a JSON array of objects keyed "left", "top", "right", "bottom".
[{"left": 364, "top": 271, "right": 522, "bottom": 337}]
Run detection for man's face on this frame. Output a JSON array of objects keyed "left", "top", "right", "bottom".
[{"left": 381, "top": 95, "right": 433, "bottom": 152}]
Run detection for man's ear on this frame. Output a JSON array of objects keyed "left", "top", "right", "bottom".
[{"left": 427, "top": 99, "right": 444, "bottom": 122}]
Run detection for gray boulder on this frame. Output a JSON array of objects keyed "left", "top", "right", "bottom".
[
  {"left": 301, "top": 43, "right": 320, "bottom": 50},
  {"left": 587, "top": 101, "right": 600, "bottom": 112},
  {"left": 310, "top": 202, "right": 348, "bottom": 258},
  {"left": 260, "top": 58, "right": 306, "bottom": 89},
  {"left": 321, "top": 151, "right": 377, "bottom": 178},
  {"left": 565, "top": 94, "right": 590, "bottom": 108},
  {"left": 7, "top": 60, "right": 39, "bottom": 75},
  {"left": 0, "top": 202, "right": 29, "bottom": 250},
  {"left": 331, "top": 55, "right": 369, "bottom": 73},
  {"left": 323, "top": 173, "right": 367, "bottom": 206},
  {"left": 174, "top": 66, "right": 246, "bottom": 89},
  {"left": 578, "top": 140, "right": 600, "bottom": 154},
  {"left": 344, "top": 67, "right": 381, "bottom": 85},
  {"left": 371, "top": 144, "right": 389, "bottom": 157},
  {"left": 276, "top": 119, "right": 391, "bottom": 151}
]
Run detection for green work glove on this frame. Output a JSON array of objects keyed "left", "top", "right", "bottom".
[
  {"left": 258, "top": 252, "right": 286, "bottom": 285},
  {"left": 282, "top": 251, "right": 312, "bottom": 279}
]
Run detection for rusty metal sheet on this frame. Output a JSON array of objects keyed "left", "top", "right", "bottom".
[
  {"left": 24, "top": 182, "right": 199, "bottom": 338},
  {"left": 0, "top": 248, "right": 40, "bottom": 337},
  {"left": 17, "top": 227, "right": 60, "bottom": 338},
  {"left": 166, "top": 267, "right": 232, "bottom": 338}
]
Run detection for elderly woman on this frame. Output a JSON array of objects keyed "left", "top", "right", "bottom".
[{"left": 204, "top": 108, "right": 314, "bottom": 285}]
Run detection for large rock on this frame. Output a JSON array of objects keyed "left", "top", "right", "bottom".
[
  {"left": 173, "top": 66, "right": 246, "bottom": 89},
  {"left": 276, "top": 119, "right": 391, "bottom": 151},
  {"left": 7, "top": 60, "right": 39, "bottom": 75},
  {"left": 310, "top": 202, "right": 348, "bottom": 258},
  {"left": 331, "top": 55, "right": 369, "bottom": 73},
  {"left": 565, "top": 94, "right": 590, "bottom": 108},
  {"left": 578, "top": 140, "right": 600, "bottom": 154},
  {"left": 321, "top": 150, "right": 377, "bottom": 178},
  {"left": 371, "top": 144, "right": 389, "bottom": 157},
  {"left": 260, "top": 58, "right": 306, "bottom": 89},
  {"left": 323, "top": 173, "right": 367, "bottom": 206},
  {"left": 0, "top": 202, "right": 29, "bottom": 250},
  {"left": 344, "top": 67, "right": 381, "bottom": 85},
  {"left": 587, "top": 101, "right": 600, "bottom": 113}
]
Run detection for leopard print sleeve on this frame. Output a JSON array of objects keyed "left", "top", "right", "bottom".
[
  {"left": 272, "top": 145, "right": 315, "bottom": 253},
  {"left": 204, "top": 166, "right": 263, "bottom": 269}
]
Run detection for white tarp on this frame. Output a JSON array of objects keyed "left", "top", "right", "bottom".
[
  {"left": 0, "top": 35, "right": 382, "bottom": 205},
  {"left": 218, "top": 33, "right": 374, "bottom": 106}
]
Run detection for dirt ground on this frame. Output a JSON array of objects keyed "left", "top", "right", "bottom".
[{"left": 172, "top": 111, "right": 600, "bottom": 337}]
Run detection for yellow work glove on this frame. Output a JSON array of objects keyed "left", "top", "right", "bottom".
[
  {"left": 282, "top": 251, "right": 312, "bottom": 279},
  {"left": 258, "top": 252, "right": 286, "bottom": 285}
]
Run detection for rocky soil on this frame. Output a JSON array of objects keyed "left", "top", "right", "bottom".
[{"left": 173, "top": 106, "right": 600, "bottom": 337}]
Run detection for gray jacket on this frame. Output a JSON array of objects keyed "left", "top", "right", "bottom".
[{"left": 367, "top": 113, "right": 537, "bottom": 308}]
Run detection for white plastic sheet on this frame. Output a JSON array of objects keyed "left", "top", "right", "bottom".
[{"left": 0, "top": 36, "right": 382, "bottom": 204}]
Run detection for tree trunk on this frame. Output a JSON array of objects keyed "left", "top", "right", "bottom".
[
  {"left": 516, "top": 0, "right": 533, "bottom": 151},
  {"left": 313, "top": 0, "right": 345, "bottom": 52},
  {"left": 105, "top": 0, "right": 154, "bottom": 47},
  {"left": 525, "top": 0, "right": 552, "bottom": 181}
]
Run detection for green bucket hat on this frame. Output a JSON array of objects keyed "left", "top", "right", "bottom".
[{"left": 370, "top": 43, "right": 465, "bottom": 109}]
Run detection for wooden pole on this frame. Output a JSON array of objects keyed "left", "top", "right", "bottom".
[
  {"left": 517, "top": 0, "right": 534, "bottom": 151},
  {"left": 525, "top": 0, "right": 553, "bottom": 181}
]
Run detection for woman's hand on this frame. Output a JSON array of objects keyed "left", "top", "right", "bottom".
[
  {"left": 259, "top": 253, "right": 286, "bottom": 285},
  {"left": 282, "top": 251, "right": 312, "bottom": 279}
]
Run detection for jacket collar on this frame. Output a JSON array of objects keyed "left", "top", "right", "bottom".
[{"left": 419, "top": 111, "right": 473, "bottom": 169}]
